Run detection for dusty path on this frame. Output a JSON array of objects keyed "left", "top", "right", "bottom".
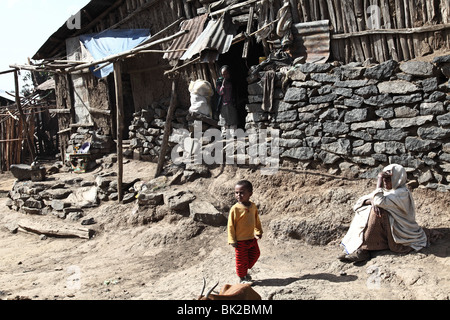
[{"left": 0, "top": 161, "right": 449, "bottom": 301}]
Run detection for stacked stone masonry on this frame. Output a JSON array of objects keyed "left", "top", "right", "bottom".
[
  {"left": 127, "top": 98, "right": 189, "bottom": 161},
  {"left": 246, "top": 55, "right": 450, "bottom": 191},
  {"left": 127, "top": 55, "right": 450, "bottom": 191}
]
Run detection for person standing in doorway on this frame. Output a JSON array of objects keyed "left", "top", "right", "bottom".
[{"left": 215, "top": 65, "right": 239, "bottom": 138}]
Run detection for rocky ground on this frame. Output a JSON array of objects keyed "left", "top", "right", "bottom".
[{"left": 0, "top": 158, "right": 449, "bottom": 301}]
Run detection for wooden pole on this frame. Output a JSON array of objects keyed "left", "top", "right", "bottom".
[
  {"left": 0, "top": 123, "right": 2, "bottom": 173},
  {"left": 0, "top": 69, "right": 16, "bottom": 75},
  {"left": 289, "top": 0, "right": 300, "bottom": 24},
  {"left": 114, "top": 61, "right": 124, "bottom": 202},
  {"left": 331, "top": 23, "right": 450, "bottom": 39},
  {"left": 14, "top": 70, "right": 36, "bottom": 163},
  {"left": 155, "top": 80, "right": 177, "bottom": 178},
  {"left": 242, "top": 5, "right": 255, "bottom": 59}
]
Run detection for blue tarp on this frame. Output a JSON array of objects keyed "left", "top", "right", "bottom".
[{"left": 80, "top": 29, "right": 151, "bottom": 78}]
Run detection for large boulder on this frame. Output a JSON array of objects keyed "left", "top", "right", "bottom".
[
  {"left": 189, "top": 201, "right": 227, "bottom": 227},
  {"left": 66, "top": 186, "right": 99, "bottom": 208},
  {"left": 164, "top": 190, "right": 196, "bottom": 211},
  {"left": 399, "top": 61, "right": 436, "bottom": 77},
  {"left": 10, "top": 164, "right": 46, "bottom": 182}
]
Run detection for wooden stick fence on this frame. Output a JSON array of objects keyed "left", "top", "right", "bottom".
[
  {"left": 0, "top": 95, "right": 52, "bottom": 172},
  {"left": 198, "top": 0, "right": 449, "bottom": 63},
  {"left": 293, "top": 0, "right": 450, "bottom": 63}
]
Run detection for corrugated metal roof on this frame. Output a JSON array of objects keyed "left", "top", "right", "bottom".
[
  {"left": 163, "top": 14, "right": 208, "bottom": 61},
  {"left": 291, "top": 20, "right": 330, "bottom": 63},
  {"left": 179, "top": 12, "right": 238, "bottom": 62}
]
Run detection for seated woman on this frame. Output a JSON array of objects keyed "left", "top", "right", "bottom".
[{"left": 339, "top": 164, "right": 428, "bottom": 263}]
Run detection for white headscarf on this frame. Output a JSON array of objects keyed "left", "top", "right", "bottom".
[{"left": 383, "top": 163, "right": 407, "bottom": 189}]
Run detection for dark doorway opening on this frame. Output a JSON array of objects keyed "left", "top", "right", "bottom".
[{"left": 217, "top": 38, "right": 265, "bottom": 130}]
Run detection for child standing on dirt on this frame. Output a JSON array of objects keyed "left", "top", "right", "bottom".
[{"left": 227, "top": 180, "right": 263, "bottom": 284}]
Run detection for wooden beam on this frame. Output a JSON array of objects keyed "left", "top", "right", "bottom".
[
  {"left": 49, "top": 109, "right": 71, "bottom": 114},
  {"left": 53, "top": 60, "right": 85, "bottom": 65},
  {"left": 332, "top": 23, "right": 450, "bottom": 39},
  {"left": 87, "top": 106, "right": 111, "bottom": 115},
  {"left": 0, "top": 138, "right": 22, "bottom": 143},
  {"left": 138, "top": 49, "right": 188, "bottom": 54},
  {"left": 114, "top": 61, "right": 124, "bottom": 202},
  {"left": 0, "top": 69, "right": 16, "bottom": 75},
  {"left": 9, "top": 64, "right": 60, "bottom": 74},
  {"left": 18, "top": 219, "right": 93, "bottom": 239},
  {"left": 57, "top": 128, "right": 72, "bottom": 135},
  {"left": 155, "top": 80, "right": 177, "bottom": 178},
  {"left": 242, "top": 5, "right": 255, "bottom": 59},
  {"left": 70, "top": 123, "right": 94, "bottom": 128},
  {"left": 165, "top": 56, "right": 200, "bottom": 75}
]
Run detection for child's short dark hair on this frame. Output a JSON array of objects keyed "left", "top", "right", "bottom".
[{"left": 236, "top": 180, "right": 253, "bottom": 192}]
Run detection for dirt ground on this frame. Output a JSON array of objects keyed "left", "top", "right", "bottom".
[{"left": 0, "top": 159, "right": 449, "bottom": 301}]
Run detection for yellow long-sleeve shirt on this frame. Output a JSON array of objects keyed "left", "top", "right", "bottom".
[{"left": 227, "top": 202, "right": 263, "bottom": 244}]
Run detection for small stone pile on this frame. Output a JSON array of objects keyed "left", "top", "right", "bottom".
[
  {"left": 6, "top": 177, "right": 97, "bottom": 222},
  {"left": 127, "top": 99, "right": 189, "bottom": 161},
  {"left": 94, "top": 172, "right": 137, "bottom": 203},
  {"left": 137, "top": 179, "right": 226, "bottom": 227},
  {"left": 7, "top": 163, "right": 225, "bottom": 229}
]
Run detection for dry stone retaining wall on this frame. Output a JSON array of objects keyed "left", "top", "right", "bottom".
[
  {"left": 246, "top": 56, "right": 450, "bottom": 191},
  {"left": 125, "top": 55, "right": 450, "bottom": 191}
]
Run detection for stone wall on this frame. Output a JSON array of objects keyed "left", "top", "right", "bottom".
[
  {"left": 125, "top": 54, "right": 450, "bottom": 191},
  {"left": 127, "top": 98, "right": 189, "bottom": 161},
  {"left": 246, "top": 55, "right": 450, "bottom": 191}
]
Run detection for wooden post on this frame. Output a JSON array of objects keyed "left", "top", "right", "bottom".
[
  {"left": 155, "top": 80, "right": 177, "bottom": 178},
  {"left": 0, "top": 129, "right": 2, "bottom": 173},
  {"left": 242, "top": 5, "right": 255, "bottom": 59},
  {"left": 289, "top": 0, "right": 300, "bottom": 24},
  {"left": 114, "top": 61, "right": 124, "bottom": 202},
  {"left": 14, "top": 69, "right": 36, "bottom": 163}
]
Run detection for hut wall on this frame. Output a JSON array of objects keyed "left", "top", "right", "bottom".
[
  {"left": 54, "top": 0, "right": 450, "bottom": 132},
  {"left": 292, "top": 0, "right": 450, "bottom": 63},
  {"left": 0, "top": 116, "right": 22, "bottom": 171},
  {"left": 46, "top": 0, "right": 449, "bottom": 169},
  {"left": 80, "top": 0, "right": 192, "bottom": 117},
  {"left": 86, "top": 75, "right": 112, "bottom": 136},
  {"left": 65, "top": 36, "right": 112, "bottom": 135},
  {"left": 242, "top": 57, "right": 450, "bottom": 189},
  {"left": 54, "top": 73, "right": 73, "bottom": 162},
  {"left": 66, "top": 37, "right": 94, "bottom": 127}
]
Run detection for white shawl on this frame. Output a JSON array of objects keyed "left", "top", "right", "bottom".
[{"left": 341, "top": 164, "right": 428, "bottom": 254}]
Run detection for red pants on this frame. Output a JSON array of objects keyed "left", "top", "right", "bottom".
[{"left": 235, "top": 238, "right": 260, "bottom": 278}]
